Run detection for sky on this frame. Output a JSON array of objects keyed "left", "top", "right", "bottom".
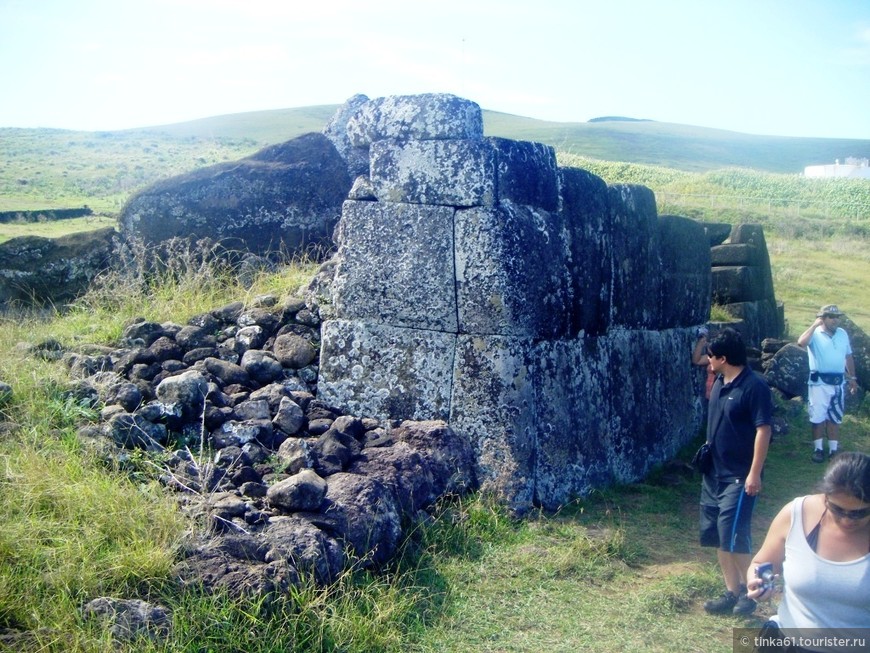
[{"left": 1, "top": 0, "right": 869, "bottom": 139}]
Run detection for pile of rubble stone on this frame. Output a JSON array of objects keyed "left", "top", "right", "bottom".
[{"left": 29, "top": 290, "right": 477, "bottom": 599}]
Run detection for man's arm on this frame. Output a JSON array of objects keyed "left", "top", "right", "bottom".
[
  {"left": 744, "top": 424, "right": 771, "bottom": 496},
  {"left": 796, "top": 317, "right": 822, "bottom": 348},
  {"left": 692, "top": 335, "right": 708, "bottom": 366},
  {"left": 846, "top": 353, "right": 858, "bottom": 394}
]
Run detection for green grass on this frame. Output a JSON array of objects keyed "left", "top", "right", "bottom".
[
  {"left": 0, "top": 214, "right": 117, "bottom": 244},
  {"left": 0, "top": 251, "right": 867, "bottom": 652},
  {"left": 406, "top": 406, "right": 870, "bottom": 653},
  {"left": 767, "top": 237, "right": 870, "bottom": 334}
]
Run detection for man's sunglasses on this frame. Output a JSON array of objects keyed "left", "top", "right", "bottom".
[{"left": 825, "top": 497, "right": 870, "bottom": 521}]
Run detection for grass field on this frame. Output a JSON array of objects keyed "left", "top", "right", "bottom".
[{"left": 0, "top": 250, "right": 867, "bottom": 652}]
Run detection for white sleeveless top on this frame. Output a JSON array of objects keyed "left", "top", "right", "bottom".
[{"left": 775, "top": 496, "right": 870, "bottom": 640}]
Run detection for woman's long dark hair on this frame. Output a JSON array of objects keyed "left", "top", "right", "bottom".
[{"left": 819, "top": 452, "right": 870, "bottom": 502}]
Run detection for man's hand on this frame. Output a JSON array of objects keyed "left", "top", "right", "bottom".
[{"left": 745, "top": 470, "right": 763, "bottom": 496}]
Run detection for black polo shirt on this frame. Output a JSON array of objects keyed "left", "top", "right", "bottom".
[{"left": 707, "top": 366, "right": 773, "bottom": 479}]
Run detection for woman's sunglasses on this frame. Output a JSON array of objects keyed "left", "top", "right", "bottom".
[{"left": 825, "top": 497, "right": 870, "bottom": 521}]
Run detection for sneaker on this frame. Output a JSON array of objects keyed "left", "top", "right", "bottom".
[
  {"left": 829, "top": 450, "right": 838, "bottom": 460},
  {"left": 733, "top": 592, "right": 757, "bottom": 615},
  {"left": 812, "top": 449, "right": 825, "bottom": 463},
  {"left": 704, "top": 590, "right": 737, "bottom": 614}
]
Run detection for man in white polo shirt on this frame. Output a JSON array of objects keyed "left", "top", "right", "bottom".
[{"left": 796, "top": 304, "right": 859, "bottom": 462}]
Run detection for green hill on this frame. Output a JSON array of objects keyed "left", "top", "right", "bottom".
[
  {"left": 1, "top": 104, "right": 868, "bottom": 226},
  {"left": 126, "top": 105, "right": 870, "bottom": 174}
]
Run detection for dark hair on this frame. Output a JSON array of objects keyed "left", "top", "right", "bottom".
[
  {"left": 819, "top": 452, "right": 870, "bottom": 502},
  {"left": 707, "top": 327, "right": 747, "bottom": 366}
]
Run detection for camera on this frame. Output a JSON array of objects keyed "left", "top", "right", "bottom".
[{"left": 756, "top": 562, "right": 775, "bottom": 592}]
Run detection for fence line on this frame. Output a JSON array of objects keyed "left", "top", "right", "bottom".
[{"left": 655, "top": 192, "right": 869, "bottom": 221}]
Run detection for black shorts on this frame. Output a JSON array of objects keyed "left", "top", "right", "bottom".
[{"left": 699, "top": 475, "right": 757, "bottom": 554}]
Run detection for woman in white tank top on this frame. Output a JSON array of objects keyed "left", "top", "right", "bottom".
[{"left": 745, "top": 452, "right": 870, "bottom": 652}]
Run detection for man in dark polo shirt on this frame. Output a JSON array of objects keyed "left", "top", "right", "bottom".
[{"left": 699, "top": 327, "right": 773, "bottom": 616}]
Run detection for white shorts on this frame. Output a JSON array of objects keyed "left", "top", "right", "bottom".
[{"left": 807, "top": 383, "right": 844, "bottom": 424}]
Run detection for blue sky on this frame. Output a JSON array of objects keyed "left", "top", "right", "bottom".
[{"left": 1, "top": 0, "right": 868, "bottom": 138}]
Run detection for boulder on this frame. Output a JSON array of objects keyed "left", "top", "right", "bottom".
[
  {"left": 262, "top": 515, "right": 346, "bottom": 585},
  {"left": 842, "top": 315, "right": 870, "bottom": 390},
  {"left": 118, "top": 133, "right": 352, "bottom": 260},
  {"left": 82, "top": 597, "right": 171, "bottom": 643},
  {"left": 312, "top": 472, "right": 402, "bottom": 568},
  {"left": 266, "top": 469, "right": 327, "bottom": 512},
  {"left": 0, "top": 227, "right": 116, "bottom": 306},
  {"left": 764, "top": 343, "right": 809, "bottom": 399}
]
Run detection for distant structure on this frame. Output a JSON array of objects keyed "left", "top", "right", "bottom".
[{"left": 804, "top": 157, "right": 870, "bottom": 179}]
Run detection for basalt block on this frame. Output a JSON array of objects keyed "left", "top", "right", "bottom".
[
  {"left": 609, "top": 184, "right": 663, "bottom": 329},
  {"left": 489, "top": 137, "right": 560, "bottom": 212},
  {"left": 455, "top": 201, "right": 571, "bottom": 338},
  {"left": 449, "top": 334, "right": 538, "bottom": 514},
  {"left": 346, "top": 93, "right": 483, "bottom": 146},
  {"left": 532, "top": 336, "right": 613, "bottom": 509},
  {"left": 370, "top": 138, "right": 496, "bottom": 206},
  {"left": 560, "top": 167, "right": 613, "bottom": 336},
  {"left": 331, "top": 200, "right": 457, "bottom": 331},
  {"left": 318, "top": 320, "right": 456, "bottom": 422},
  {"left": 659, "top": 214, "right": 711, "bottom": 328}
]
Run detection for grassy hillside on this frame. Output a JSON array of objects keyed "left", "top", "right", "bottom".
[
  {"left": 558, "top": 155, "right": 870, "bottom": 240},
  {"left": 2, "top": 104, "right": 870, "bottom": 218},
  {"left": 486, "top": 111, "right": 870, "bottom": 173}
]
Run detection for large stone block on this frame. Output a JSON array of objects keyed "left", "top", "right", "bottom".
[
  {"left": 532, "top": 336, "right": 613, "bottom": 509},
  {"left": 318, "top": 320, "right": 456, "bottom": 422},
  {"left": 370, "top": 139, "right": 496, "bottom": 206},
  {"left": 346, "top": 93, "right": 483, "bottom": 147},
  {"left": 659, "top": 215, "right": 711, "bottom": 328},
  {"left": 604, "top": 329, "right": 700, "bottom": 483},
  {"left": 730, "top": 224, "right": 775, "bottom": 301},
  {"left": 489, "top": 138, "right": 560, "bottom": 212},
  {"left": 711, "top": 243, "right": 759, "bottom": 266},
  {"left": 322, "top": 93, "right": 371, "bottom": 177},
  {"left": 723, "top": 299, "right": 784, "bottom": 344},
  {"left": 455, "top": 201, "right": 571, "bottom": 338},
  {"left": 658, "top": 328, "right": 706, "bottom": 451},
  {"left": 604, "top": 330, "right": 661, "bottom": 482},
  {"left": 559, "top": 167, "right": 612, "bottom": 336},
  {"left": 609, "top": 184, "right": 662, "bottom": 328},
  {"left": 331, "top": 201, "right": 457, "bottom": 331},
  {"left": 712, "top": 266, "right": 763, "bottom": 304},
  {"left": 449, "top": 334, "right": 537, "bottom": 513}
]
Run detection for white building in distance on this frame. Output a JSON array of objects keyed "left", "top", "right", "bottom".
[{"left": 804, "top": 157, "right": 870, "bottom": 179}]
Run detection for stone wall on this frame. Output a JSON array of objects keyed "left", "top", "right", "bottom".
[
  {"left": 316, "top": 94, "right": 711, "bottom": 513},
  {"left": 706, "top": 222, "right": 784, "bottom": 346}
]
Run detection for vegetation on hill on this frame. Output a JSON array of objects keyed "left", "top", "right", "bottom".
[
  {"left": 558, "top": 154, "right": 870, "bottom": 240},
  {"left": 2, "top": 105, "right": 869, "bottom": 221}
]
